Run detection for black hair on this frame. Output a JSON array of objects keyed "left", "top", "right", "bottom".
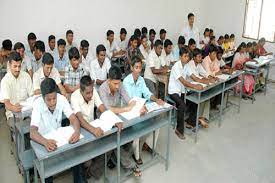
[
  {"left": 247, "top": 42, "right": 252, "bottom": 48},
  {"left": 13, "top": 42, "right": 25, "bottom": 51},
  {"left": 80, "top": 75, "right": 94, "bottom": 92},
  {"left": 2, "top": 39, "right": 12, "bottom": 51},
  {"left": 57, "top": 39, "right": 66, "bottom": 47},
  {"left": 141, "top": 27, "right": 148, "bottom": 35},
  {"left": 120, "top": 28, "right": 127, "bottom": 35},
  {"left": 210, "top": 36, "right": 216, "bottom": 41},
  {"left": 193, "top": 48, "right": 202, "bottom": 57},
  {"left": 236, "top": 42, "right": 247, "bottom": 52},
  {"left": 218, "top": 36, "right": 224, "bottom": 40},
  {"left": 107, "top": 30, "right": 114, "bottom": 37},
  {"left": 160, "top": 29, "right": 167, "bottom": 35},
  {"left": 217, "top": 46, "right": 224, "bottom": 55},
  {"left": 68, "top": 47, "right": 80, "bottom": 60},
  {"left": 109, "top": 65, "right": 122, "bottom": 80},
  {"left": 134, "top": 28, "right": 141, "bottom": 37},
  {"left": 230, "top": 34, "right": 235, "bottom": 38},
  {"left": 130, "top": 56, "right": 143, "bottom": 67},
  {"left": 179, "top": 47, "right": 189, "bottom": 56},
  {"left": 188, "top": 38, "right": 196, "bottom": 46},
  {"left": 208, "top": 44, "right": 218, "bottom": 53},
  {"left": 203, "top": 28, "right": 210, "bottom": 35},
  {"left": 130, "top": 35, "right": 138, "bottom": 42},
  {"left": 96, "top": 44, "right": 106, "bottom": 55},
  {"left": 149, "top": 29, "right": 156, "bottom": 35},
  {"left": 210, "top": 29, "right": 213, "bottom": 33},
  {"left": 41, "top": 78, "right": 58, "bottom": 98},
  {"left": 80, "top": 40, "right": 89, "bottom": 48},
  {"left": 42, "top": 52, "right": 54, "bottom": 65},
  {"left": 34, "top": 40, "right": 45, "bottom": 53},
  {"left": 154, "top": 39, "right": 163, "bottom": 47},
  {"left": 8, "top": 51, "right": 22, "bottom": 63},
  {"left": 66, "top": 30, "right": 73, "bottom": 36},
  {"left": 27, "top": 33, "right": 37, "bottom": 41},
  {"left": 48, "top": 35, "right": 55, "bottom": 42},
  {"left": 224, "top": 34, "right": 229, "bottom": 39},
  {"left": 252, "top": 41, "right": 257, "bottom": 46},
  {"left": 178, "top": 36, "right": 185, "bottom": 45},
  {"left": 164, "top": 39, "right": 173, "bottom": 48},
  {"left": 188, "top": 13, "right": 194, "bottom": 19}
]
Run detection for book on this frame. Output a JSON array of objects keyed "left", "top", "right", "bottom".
[
  {"left": 145, "top": 102, "right": 171, "bottom": 113},
  {"left": 216, "top": 74, "right": 231, "bottom": 81},
  {"left": 120, "top": 97, "right": 147, "bottom": 120}
]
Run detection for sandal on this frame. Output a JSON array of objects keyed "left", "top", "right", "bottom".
[
  {"left": 198, "top": 118, "right": 209, "bottom": 128},
  {"left": 132, "top": 154, "right": 143, "bottom": 165},
  {"left": 133, "top": 165, "right": 142, "bottom": 177},
  {"left": 175, "top": 129, "right": 185, "bottom": 140},
  {"left": 199, "top": 117, "right": 209, "bottom": 123}
]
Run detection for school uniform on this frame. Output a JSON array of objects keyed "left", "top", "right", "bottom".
[
  {"left": 90, "top": 58, "right": 111, "bottom": 88},
  {"left": 31, "top": 57, "right": 43, "bottom": 73},
  {"left": 53, "top": 52, "right": 69, "bottom": 73},
  {"left": 139, "top": 44, "right": 150, "bottom": 61},
  {"left": 104, "top": 40, "right": 119, "bottom": 60},
  {"left": 81, "top": 53, "right": 94, "bottom": 74},
  {"left": 161, "top": 49, "right": 175, "bottom": 67}
]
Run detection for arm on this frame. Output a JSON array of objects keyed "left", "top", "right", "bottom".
[
  {"left": 96, "top": 79, "right": 106, "bottom": 85},
  {"left": 109, "top": 101, "right": 135, "bottom": 114},
  {"left": 64, "top": 84, "right": 80, "bottom": 94},
  {"left": 57, "top": 83, "right": 68, "bottom": 98},
  {"left": 178, "top": 76, "right": 203, "bottom": 90},
  {"left": 150, "top": 67, "right": 168, "bottom": 74},
  {"left": 190, "top": 74, "right": 210, "bottom": 84},
  {"left": 4, "top": 100, "right": 22, "bottom": 113}
]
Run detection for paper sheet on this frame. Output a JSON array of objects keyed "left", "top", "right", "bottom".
[
  {"left": 190, "top": 81, "right": 207, "bottom": 88},
  {"left": 145, "top": 102, "right": 171, "bottom": 113},
  {"left": 216, "top": 74, "right": 231, "bottom": 81},
  {"left": 120, "top": 97, "right": 146, "bottom": 120},
  {"left": 20, "top": 95, "right": 41, "bottom": 112}
]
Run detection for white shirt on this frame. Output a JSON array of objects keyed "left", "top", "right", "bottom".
[
  {"left": 90, "top": 58, "right": 111, "bottom": 82},
  {"left": 33, "top": 67, "right": 61, "bottom": 91},
  {"left": 81, "top": 53, "right": 94, "bottom": 74},
  {"left": 65, "top": 42, "right": 78, "bottom": 53},
  {"left": 104, "top": 40, "right": 119, "bottom": 59},
  {"left": 30, "top": 94, "right": 73, "bottom": 135},
  {"left": 144, "top": 50, "right": 164, "bottom": 83},
  {"left": 181, "top": 24, "right": 200, "bottom": 48},
  {"left": 32, "top": 57, "right": 43, "bottom": 73},
  {"left": 168, "top": 60, "right": 191, "bottom": 95},
  {"left": 71, "top": 88, "right": 103, "bottom": 122},
  {"left": 47, "top": 48, "right": 57, "bottom": 57},
  {"left": 139, "top": 44, "right": 150, "bottom": 61},
  {"left": 161, "top": 49, "right": 175, "bottom": 66},
  {"left": 186, "top": 60, "right": 208, "bottom": 79},
  {"left": 116, "top": 38, "right": 128, "bottom": 51},
  {"left": 6, "top": 54, "right": 32, "bottom": 73}
]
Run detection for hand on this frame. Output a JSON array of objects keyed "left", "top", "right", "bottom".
[
  {"left": 194, "top": 84, "right": 203, "bottom": 90},
  {"left": 115, "top": 122, "right": 123, "bottom": 133},
  {"left": 44, "top": 139, "right": 57, "bottom": 152},
  {"left": 69, "top": 131, "right": 80, "bottom": 144},
  {"left": 93, "top": 127, "right": 104, "bottom": 137},
  {"left": 126, "top": 100, "right": 136, "bottom": 112},
  {"left": 13, "top": 103, "right": 22, "bottom": 113},
  {"left": 202, "top": 78, "right": 210, "bottom": 85},
  {"left": 156, "top": 99, "right": 165, "bottom": 106},
  {"left": 140, "top": 106, "right": 147, "bottom": 116}
]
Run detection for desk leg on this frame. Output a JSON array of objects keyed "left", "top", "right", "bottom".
[
  {"left": 13, "top": 116, "right": 19, "bottom": 165},
  {"left": 264, "top": 65, "right": 270, "bottom": 95},
  {"left": 195, "top": 94, "right": 201, "bottom": 143},
  {"left": 219, "top": 84, "right": 225, "bottom": 127},
  {"left": 34, "top": 161, "right": 38, "bottom": 183},
  {"left": 41, "top": 161, "right": 45, "bottom": 183},
  {"left": 152, "top": 131, "right": 156, "bottom": 158},
  {"left": 165, "top": 110, "right": 172, "bottom": 171},
  {"left": 239, "top": 74, "right": 244, "bottom": 113},
  {"left": 104, "top": 153, "right": 107, "bottom": 183},
  {"left": 116, "top": 132, "right": 121, "bottom": 183}
]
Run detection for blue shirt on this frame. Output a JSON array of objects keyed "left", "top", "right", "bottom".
[
  {"left": 172, "top": 46, "right": 180, "bottom": 61},
  {"left": 123, "top": 73, "right": 152, "bottom": 101},
  {"left": 53, "top": 52, "right": 69, "bottom": 72}
]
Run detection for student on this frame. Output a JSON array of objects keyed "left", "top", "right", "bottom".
[
  {"left": 168, "top": 47, "right": 203, "bottom": 140},
  {"left": 188, "top": 38, "right": 196, "bottom": 57},
  {"left": 33, "top": 53, "right": 67, "bottom": 97},
  {"left": 200, "top": 28, "right": 210, "bottom": 48},
  {"left": 25, "top": 32, "right": 36, "bottom": 61},
  {"left": 64, "top": 47, "right": 86, "bottom": 94},
  {"left": 246, "top": 42, "right": 254, "bottom": 59},
  {"left": 139, "top": 35, "right": 151, "bottom": 61},
  {"left": 223, "top": 34, "right": 230, "bottom": 52},
  {"left": 159, "top": 29, "right": 167, "bottom": 46},
  {"left": 202, "top": 45, "right": 222, "bottom": 77},
  {"left": 181, "top": 13, "right": 200, "bottom": 48},
  {"left": 90, "top": 44, "right": 111, "bottom": 87},
  {"left": 0, "top": 39, "right": 12, "bottom": 69},
  {"left": 141, "top": 27, "right": 148, "bottom": 37},
  {"left": 209, "top": 29, "right": 214, "bottom": 37},
  {"left": 123, "top": 56, "right": 164, "bottom": 164},
  {"left": 217, "top": 36, "right": 224, "bottom": 48},
  {"left": 65, "top": 30, "right": 77, "bottom": 52},
  {"left": 256, "top": 37, "right": 273, "bottom": 56},
  {"left": 32, "top": 40, "right": 45, "bottom": 73},
  {"left": 13, "top": 42, "right": 33, "bottom": 77},
  {"left": 161, "top": 39, "right": 175, "bottom": 67},
  {"left": 148, "top": 29, "right": 156, "bottom": 50},
  {"left": 79, "top": 39, "right": 93, "bottom": 74},
  {"left": 172, "top": 36, "right": 186, "bottom": 61},
  {"left": 229, "top": 34, "right": 236, "bottom": 50},
  {"left": 144, "top": 40, "right": 168, "bottom": 96},
  {"left": 99, "top": 66, "right": 141, "bottom": 176},
  {"left": 54, "top": 39, "right": 69, "bottom": 76},
  {"left": 203, "top": 36, "right": 216, "bottom": 57},
  {"left": 252, "top": 41, "right": 258, "bottom": 58},
  {"left": 47, "top": 35, "right": 56, "bottom": 56},
  {"left": 133, "top": 28, "right": 142, "bottom": 47},
  {"left": 117, "top": 28, "right": 128, "bottom": 51},
  {"left": 1, "top": 51, "right": 33, "bottom": 128},
  {"left": 30, "top": 78, "right": 85, "bottom": 183},
  {"left": 217, "top": 46, "right": 231, "bottom": 70},
  {"left": 105, "top": 30, "right": 124, "bottom": 60}
]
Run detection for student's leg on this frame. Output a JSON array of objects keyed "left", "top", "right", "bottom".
[
  {"left": 132, "top": 138, "right": 140, "bottom": 160},
  {"left": 72, "top": 164, "right": 86, "bottom": 183},
  {"left": 145, "top": 129, "right": 160, "bottom": 149},
  {"left": 186, "top": 101, "right": 197, "bottom": 127},
  {"left": 199, "top": 100, "right": 210, "bottom": 120},
  {"left": 145, "top": 79, "right": 157, "bottom": 96}
]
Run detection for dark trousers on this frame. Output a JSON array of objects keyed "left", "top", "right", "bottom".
[
  {"left": 211, "top": 93, "right": 222, "bottom": 109},
  {"left": 45, "top": 164, "right": 85, "bottom": 183}
]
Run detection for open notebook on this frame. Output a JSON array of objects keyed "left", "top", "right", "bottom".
[
  {"left": 120, "top": 97, "right": 147, "bottom": 120},
  {"left": 20, "top": 95, "right": 41, "bottom": 112},
  {"left": 43, "top": 126, "right": 84, "bottom": 147},
  {"left": 145, "top": 102, "right": 171, "bottom": 113},
  {"left": 89, "top": 110, "right": 123, "bottom": 132}
]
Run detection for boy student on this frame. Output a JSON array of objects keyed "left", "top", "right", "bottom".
[
  {"left": 159, "top": 29, "right": 167, "bottom": 46},
  {"left": 64, "top": 47, "right": 86, "bottom": 94},
  {"left": 188, "top": 38, "right": 196, "bottom": 58},
  {"left": 25, "top": 32, "right": 36, "bottom": 60},
  {"left": 30, "top": 78, "right": 85, "bottom": 183},
  {"left": 54, "top": 39, "right": 69, "bottom": 76},
  {"left": 217, "top": 36, "right": 224, "bottom": 48},
  {"left": 148, "top": 29, "right": 156, "bottom": 50},
  {"left": 79, "top": 39, "right": 93, "bottom": 74},
  {"left": 47, "top": 35, "right": 56, "bottom": 56},
  {"left": 139, "top": 35, "right": 150, "bottom": 61},
  {"left": 168, "top": 47, "right": 204, "bottom": 140},
  {"left": 117, "top": 28, "right": 128, "bottom": 51},
  {"left": 141, "top": 27, "right": 148, "bottom": 37},
  {"left": 32, "top": 40, "right": 45, "bottom": 72},
  {"left": 65, "top": 29, "right": 77, "bottom": 52},
  {"left": 172, "top": 36, "right": 186, "bottom": 61},
  {"left": 217, "top": 46, "right": 232, "bottom": 71},
  {"left": 144, "top": 39, "right": 168, "bottom": 96},
  {"left": 161, "top": 39, "right": 175, "bottom": 67},
  {"left": 0, "top": 39, "right": 12, "bottom": 69},
  {"left": 105, "top": 30, "right": 124, "bottom": 60},
  {"left": 99, "top": 66, "right": 141, "bottom": 177},
  {"left": 90, "top": 44, "right": 111, "bottom": 87},
  {"left": 33, "top": 53, "right": 67, "bottom": 97},
  {"left": 123, "top": 56, "right": 164, "bottom": 165}
]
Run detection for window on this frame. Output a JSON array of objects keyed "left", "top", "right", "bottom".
[{"left": 243, "top": 0, "right": 275, "bottom": 42}]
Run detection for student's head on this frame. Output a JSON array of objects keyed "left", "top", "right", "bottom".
[
  {"left": 130, "top": 56, "right": 143, "bottom": 78},
  {"left": 246, "top": 42, "right": 253, "bottom": 53},
  {"left": 80, "top": 75, "right": 95, "bottom": 102},
  {"left": 208, "top": 44, "right": 218, "bottom": 61},
  {"left": 130, "top": 35, "right": 138, "bottom": 49},
  {"left": 2, "top": 39, "right": 12, "bottom": 51},
  {"left": 252, "top": 41, "right": 257, "bottom": 51},
  {"left": 141, "top": 35, "right": 148, "bottom": 47},
  {"left": 178, "top": 36, "right": 186, "bottom": 48},
  {"left": 237, "top": 42, "right": 247, "bottom": 53},
  {"left": 258, "top": 37, "right": 266, "bottom": 46},
  {"left": 8, "top": 51, "right": 22, "bottom": 77},
  {"left": 179, "top": 47, "right": 190, "bottom": 64},
  {"left": 34, "top": 40, "right": 45, "bottom": 60},
  {"left": 96, "top": 44, "right": 106, "bottom": 63},
  {"left": 108, "top": 66, "right": 122, "bottom": 93},
  {"left": 154, "top": 39, "right": 163, "bottom": 56},
  {"left": 224, "top": 34, "right": 229, "bottom": 43},
  {"left": 217, "top": 46, "right": 224, "bottom": 61},
  {"left": 159, "top": 29, "right": 167, "bottom": 40},
  {"left": 209, "top": 29, "right": 214, "bottom": 37},
  {"left": 66, "top": 30, "right": 74, "bottom": 44},
  {"left": 192, "top": 48, "right": 203, "bottom": 63},
  {"left": 13, "top": 42, "right": 25, "bottom": 57},
  {"left": 107, "top": 30, "right": 114, "bottom": 42},
  {"left": 41, "top": 78, "right": 58, "bottom": 111},
  {"left": 164, "top": 39, "right": 173, "bottom": 55},
  {"left": 134, "top": 28, "right": 141, "bottom": 39},
  {"left": 209, "top": 36, "right": 216, "bottom": 45},
  {"left": 141, "top": 27, "right": 148, "bottom": 37},
  {"left": 149, "top": 29, "right": 156, "bottom": 42},
  {"left": 188, "top": 38, "right": 196, "bottom": 51},
  {"left": 217, "top": 36, "right": 224, "bottom": 45},
  {"left": 187, "top": 13, "right": 195, "bottom": 26},
  {"left": 203, "top": 28, "right": 210, "bottom": 37},
  {"left": 68, "top": 47, "right": 80, "bottom": 70},
  {"left": 80, "top": 40, "right": 89, "bottom": 57},
  {"left": 57, "top": 39, "right": 66, "bottom": 56},
  {"left": 230, "top": 34, "right": 235, "bottom": 41},
  {"left": 42, "top": 53, "right": 54, "bottom": 77},
  {"left": 48, "top": 35, "right": 56, "bottom": 50},
  {"left": 120, "top": 28, "right": 127, "bottom": 41},
  {"left": 27, "top": 33, "right": 37, "bottom": 50}
]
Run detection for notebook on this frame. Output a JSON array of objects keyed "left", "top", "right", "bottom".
[
  {"left": 120, "top": 97, "right": 147, "bottom": 120},
  {"left": 145, "top": 102, "right": 171, "bottom": 113}
]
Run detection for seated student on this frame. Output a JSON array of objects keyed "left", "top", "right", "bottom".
[
  {"left": 13, "top": 42, "right": 33, "bottom": 77},
  {"left": 105, "top": 30, "right": 124, "bottom": 60},
  {"left": 168, "top": 47, "right": 204, "bottom": 139},
  {"left": 30, "top": 78, "right": 85, "bottom": 183},
  {"left": 123, "top": 56, "right": 164, "bottom": 164},
  {"left": 148, "top": 29, "right": 156, "bottom": 50},
  {"left": 1, "top": 51, "right": 33, "bottom": 128},
  {"left": 188, "top": 38, "right": 197, "bottom": 57},
  {"left": 139, "top": 35, "right": 151, "bottom": 61},
  {"left": 251, "top": 41, "right": 258, "bottom": 59},
  {"left": 25, "top": 32, "right": 36, "bottom": 61},
  {"left": 90, "top": 44, "right": 111, "bottom": 87},
  {"left": 217, "top": 46, "right": 231, "bottom": 70},
  {"left": 202, "top": 45, "right": 222, "bottom": 77},
  {"left": 47, "top": 35, "right": 56, "bottom": 56},
  {"left": 161, "top": 39, "right": 175, "bottom": 67},
  {"left": 99, "top": 66, "right": 141, "bottom": 176},
  {"left": 246, "top": 42, "right": 254, "bottom": 59},
  {"left": 65, "top": 30, "right": 77, "bottom": 52},
  {"left": 133, "top": 28, "right": 142, "bottom": 47},
  {"left": 144, "top": 40, "right": 168, "bottom": 96},
  {"left": 222, "top": 34, "right": 230, "bottom": 52},
  {"left": 0, "top": 39, "right": 12, "bottom": 69},
  {"left": 217, "top": 36, "right": 224, "bottom": 48},
  {"left": 117, "top": 28, "right": 128, "bottom": 51},
  {"left": 229, "top": 34, "right": 236, "bottom": 50},
  {"left": 209, "top": 29, "right": 214, "bottom": 37},
  {"left": 203, "top": 36, "right": 216, "bottom": 57},
  {"left": 79, "top": 40, "right": 93, "bottom": 74},
  {"left": 54, "top": 39, "right": 69, "bottom": 76},
  {"left": 256, "top": 37, "right": 273, "bottom": 56},
  {"left": 33, "top": 53, "right": 67, "bottom": 97},
  {"left": 32, "top": 40, "right": 45, "bottom": 73},
  {"left": 159, "top": 29, "right": 167, "bottom": 46},
  {"left": 172, "top": 36, "right": 186, "bottom": 61},
  {"left": 141, "top": 27, "right": 148, "bottom": 38},
  {"left": 200, "top": 28, "right": 210, "bottom": 48},
  {"left": 64, "top": 47, "right": 86, "bottom": 94}
]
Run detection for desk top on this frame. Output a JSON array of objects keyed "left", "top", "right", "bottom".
[{"left": 246, "top": 56, "right": 275, "bottom": 68}]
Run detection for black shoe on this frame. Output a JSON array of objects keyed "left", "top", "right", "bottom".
[{"left": 107, "top": 159, "right": 116, "bottom": 169}]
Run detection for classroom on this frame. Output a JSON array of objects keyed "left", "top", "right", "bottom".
[{"left": 0, "top": 0, "right": 275, "bottom": 182}]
